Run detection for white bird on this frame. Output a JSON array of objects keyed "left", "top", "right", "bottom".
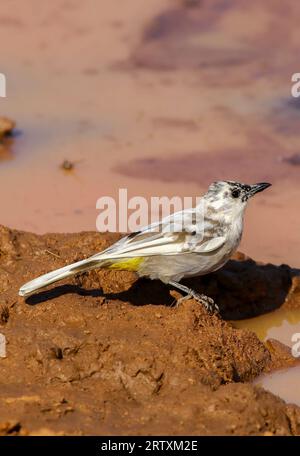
[{"left": 19, "top": 181, "right": 271, "bottom": 313}]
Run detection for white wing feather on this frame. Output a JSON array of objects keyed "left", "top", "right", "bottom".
[
  {"left": 92, "top": 208, "right": 225, "bottom": 259},
  {"left": 19, "top": 206, "right": 226, "bottom": 297}
]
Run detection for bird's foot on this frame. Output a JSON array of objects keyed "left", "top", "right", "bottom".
[
  {"left": 176, "top": 292, "right": 219, "bottom": 314},
  {"left": 173, "top": 294, "right": 191, "bottom": 307}
]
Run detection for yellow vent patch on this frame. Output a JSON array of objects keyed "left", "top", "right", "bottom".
[{"left": 107, "top": 257, "right": 144, "bottom": 272}]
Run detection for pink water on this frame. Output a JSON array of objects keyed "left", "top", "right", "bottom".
[{"left": 0, "top": 0, "right": 300, "bottom": 405}]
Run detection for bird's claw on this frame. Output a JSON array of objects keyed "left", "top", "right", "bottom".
[{"left": 176, "top": 292, "right": 219, "bottom": 314}]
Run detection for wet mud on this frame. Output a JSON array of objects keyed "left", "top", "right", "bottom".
[{"left": 0, "top": 226, "right": 299, "bottom": 435}]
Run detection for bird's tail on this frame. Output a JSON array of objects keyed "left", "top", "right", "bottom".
[{"left": 19, "top": 256, "right": 109, "bottom": 298}]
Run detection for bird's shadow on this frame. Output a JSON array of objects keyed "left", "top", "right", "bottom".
[
  {"left": 25, "top": 259, "right": 300, "bottom": 320},
  {"left": 25, "top": 279, "right": 174, "bottom": 307}
]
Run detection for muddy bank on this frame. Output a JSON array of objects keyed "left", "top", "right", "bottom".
[{"left": 0, "top": 226, "right": 299, "bottom": 435}]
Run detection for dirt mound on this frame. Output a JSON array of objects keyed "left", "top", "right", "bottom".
[{"left": 0, "top": 226, "right": 299, "bottom": 435}]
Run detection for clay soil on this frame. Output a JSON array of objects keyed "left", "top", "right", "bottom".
[{"left": 0, "top": 225, "right": 300, "bottom": 436}]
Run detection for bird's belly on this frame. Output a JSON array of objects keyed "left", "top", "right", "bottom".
[{"left": 138, "top": 245, "right": 234, "bottom": 283}]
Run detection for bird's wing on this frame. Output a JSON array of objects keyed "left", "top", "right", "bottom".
[{"left": 93, "top": 208, "right": 226, "bottom": 259}]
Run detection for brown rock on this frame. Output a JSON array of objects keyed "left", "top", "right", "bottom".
[
  {"left": 0, "top": 117, "right": 15, "bottom": 137},
  {"left": 265, "top": 339, "right": 300, "bottom": 371}
]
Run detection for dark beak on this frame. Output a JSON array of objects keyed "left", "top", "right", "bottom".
[{"left": 249, "top": 182, "right": 272, "bottom": 197}]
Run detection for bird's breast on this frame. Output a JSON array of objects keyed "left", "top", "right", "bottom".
[{"left": 226, "top": 217, "right": 243, "bottom": 253}]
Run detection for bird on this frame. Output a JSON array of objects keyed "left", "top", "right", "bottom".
[{"left": 19, "top": 181, "right": 271, "bottom": 313}]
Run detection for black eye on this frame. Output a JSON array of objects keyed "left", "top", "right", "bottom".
[{"left": 231, "top": 189, "right": 240, "bottom": 198}]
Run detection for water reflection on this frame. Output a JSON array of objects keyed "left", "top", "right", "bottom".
[
  {"left": 233, "top": 308, "right": 300, "bottom": 345},
  {"left": 255, "top": 366, "right": 300, "bottom": 407}
]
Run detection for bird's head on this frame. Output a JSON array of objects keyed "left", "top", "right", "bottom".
[{"left": 204, "top": 181, "right": 271, "bottom": 217}]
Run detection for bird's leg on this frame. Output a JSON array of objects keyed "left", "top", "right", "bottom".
[{"left": 168, "top": 280, "right": 219, "bottom": 314}]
